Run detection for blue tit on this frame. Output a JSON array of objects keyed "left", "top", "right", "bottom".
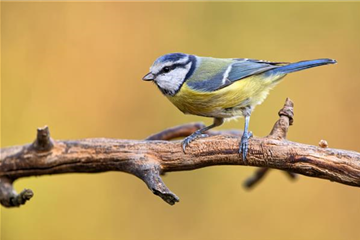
[{"left": 142, "top": 53, "right": 336, "bottom": 161}]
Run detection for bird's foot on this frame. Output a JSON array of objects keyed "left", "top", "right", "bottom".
[
  {"left": 182, "top": 130, "right": 209, "bottom": 153},
  {"left": 239, "top": 131, "right": 253, "bottom": 163}
]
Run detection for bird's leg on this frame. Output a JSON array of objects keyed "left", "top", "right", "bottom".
[
  {"left": 182, "top": 118, "right": 224, "bottom": 153},
  {"left": 239, "top": 115, "right": 252, "bottom": 163}
]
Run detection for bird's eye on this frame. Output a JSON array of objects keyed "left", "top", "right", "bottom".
[{"left": 163, "top": 67, "right": 171, "bottom": 73}]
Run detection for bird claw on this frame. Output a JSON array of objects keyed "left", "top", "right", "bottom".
[
  {"left": 182, "top": 132, "right": 209, "bottom": 153},
  {"left": 239, "top": 131, "right": 252, "bottom": 163}
]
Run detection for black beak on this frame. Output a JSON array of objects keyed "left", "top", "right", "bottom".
[{"left": 142, "top": 72, "right": 155, "bottom": 81}]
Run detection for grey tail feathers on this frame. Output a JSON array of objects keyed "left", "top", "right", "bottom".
[{"left": 270, "top": 58, "right": 337, "bottom": 75}]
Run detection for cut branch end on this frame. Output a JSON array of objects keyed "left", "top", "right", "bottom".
[
  {"left": 0, "top": 177, "right": 34, "bottom": 207},
  {"left": 268, "top": 98, "right": 294, "bottom": 139},
  {"left": 32, "top": 126, "right": 54, "bottom": 151}
]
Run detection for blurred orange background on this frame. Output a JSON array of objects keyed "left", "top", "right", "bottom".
[{"left": 1, "top": 2, "right": 360, "bottom": 240}]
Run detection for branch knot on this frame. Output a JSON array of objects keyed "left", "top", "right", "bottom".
[{"left": 32, "top": 126, "right": 54, "bottom": 152}]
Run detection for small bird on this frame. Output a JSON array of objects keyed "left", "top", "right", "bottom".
[{"left": 143, "top": 53, "right": 336, "bottom": 161}]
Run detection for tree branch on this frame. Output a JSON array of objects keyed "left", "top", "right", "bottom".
[{"left": 1, "top": 98, "right": 359, "bottom": 207}]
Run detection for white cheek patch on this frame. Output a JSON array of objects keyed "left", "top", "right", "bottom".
[{"left": 155, "top": 63, "right": 192, "bottom": 95}]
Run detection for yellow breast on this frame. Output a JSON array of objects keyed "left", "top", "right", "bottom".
[{"left": 167, "top": 74, "right": 284, "bottom": 118}]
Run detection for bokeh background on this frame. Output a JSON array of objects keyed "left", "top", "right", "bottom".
[{"left": 1, "top": 2, "right": 360, "bottom": 240}]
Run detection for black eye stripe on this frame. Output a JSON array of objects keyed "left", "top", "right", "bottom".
[{"left": 159, "top": 62, "right": 190, "bottom": 75}]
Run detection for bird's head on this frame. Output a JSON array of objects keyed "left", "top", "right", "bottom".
[{"left": 143, "top": 53, "right": 197, "bottom": 96}]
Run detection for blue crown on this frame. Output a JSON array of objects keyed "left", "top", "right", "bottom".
[{"left": 155, "top": 53, "right": 188, "bottom": 64}]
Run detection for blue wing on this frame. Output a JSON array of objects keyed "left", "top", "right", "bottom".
[
  {"left": 228, "top": 59, "right": 284, "bottom": 81},
  {"left": 187, "top": 59, "right": 284, "bottom": 92}
]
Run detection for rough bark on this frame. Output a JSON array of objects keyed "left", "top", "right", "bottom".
[{"left": 1, "top": 98, "right": 359, "bottom": 207}]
